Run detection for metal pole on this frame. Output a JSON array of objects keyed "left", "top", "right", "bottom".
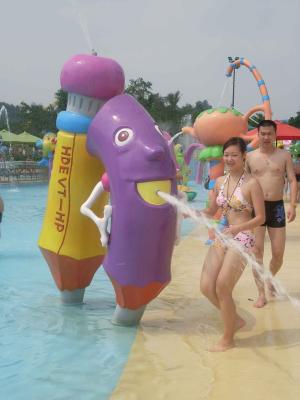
[{"left": 231, "top": 67, "right": 236, "bottom": 109}]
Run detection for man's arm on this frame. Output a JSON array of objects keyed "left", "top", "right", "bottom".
[{"left": 285, "top": 152, "right": 297, "bottom": 222}]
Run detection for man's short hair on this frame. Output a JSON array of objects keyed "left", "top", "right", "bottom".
[{"left": 257, "top": 119, "right": 277, "bottom": 132}]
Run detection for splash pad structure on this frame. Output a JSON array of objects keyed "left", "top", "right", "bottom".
[
  {"left": 38, "top": 53, "right": 178, "bottom": 326},
  {"left": 2, "top": 50, "right": 300, "bottom": 399},
  {"left": 182, "top": 57, "right": 273, "bottom": 188}
]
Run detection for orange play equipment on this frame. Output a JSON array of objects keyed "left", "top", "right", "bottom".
[
  {"left": 182, "top": 57, "right": 273, "bottom": 242},
  {"left": 183, "top": 57, "right": 272, "bottom": 150}
]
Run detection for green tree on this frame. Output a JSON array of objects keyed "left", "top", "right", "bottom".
[
  {"left": 125, "top": 78, "right": 211, "bottom": 135},
  {"left": 186, "top": 100, "right": 211, "bottom": 122},
  {"left": 0, "top": 101, "right": 57, "bottom": 135},
  {"left": 147, "top": 92, "right": 166, "bottom": 121},
  {"left": 289, "top": 112, "right": 300, "bottom": 129},
  {"left": 161, "top": 91, "right": 182, "bottom": 133},
  {"left": 54, "top": 89, "right": 68, "bottom": 112},
  {"left": 18, "top": 102, "right": 56, "bottom": 137},
  {"left": 1, "top": 78, "right": 212, "bottom": 137},
  {"left": 125, "top": 78, "right": 153, "bottom": 109}
]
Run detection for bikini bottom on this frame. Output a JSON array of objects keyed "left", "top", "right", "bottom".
[{"left": 213, "top": 230, "right": 255, "bottom": 253}]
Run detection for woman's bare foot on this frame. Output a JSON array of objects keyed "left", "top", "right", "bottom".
[
  {"left": 253, "top": 294, "right": 267, "bottom": 308},
  {"left": 209, "top": 338, "right": 235, "bottom": 352},
  {"left": 235, "top": 316, "right": 246, "bottom": 332}
]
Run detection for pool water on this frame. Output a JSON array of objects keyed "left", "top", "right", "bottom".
[{"left": 0, "top": 182, "right": 206, "bottom": 399}]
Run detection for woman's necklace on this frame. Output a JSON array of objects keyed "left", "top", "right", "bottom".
[{"left": 223, "top": 172, "right": 244, "bottom": 217}]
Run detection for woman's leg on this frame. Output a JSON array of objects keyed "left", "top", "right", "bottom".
[
  {"left": 266, "top": 226, "right": 286, "bottom": 297},
  {"left": 252, "top": 226, "right": 267, "bottom": 308},
  {"left": 212, "top": 249, "right": 247, "bottom": 352},
  {"left": 200, "top": 244, "right": 225, "bottom": 308}
]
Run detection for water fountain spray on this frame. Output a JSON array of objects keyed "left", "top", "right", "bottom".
[
  {"left": 157, "top": 191, "right": 300, "bottom": 310},
  {"left": 0, "top": 105, "right": 12, "bottom": 153}
]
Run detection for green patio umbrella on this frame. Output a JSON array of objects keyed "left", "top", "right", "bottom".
[
  {"left": 0, "top": 129, "right": 21, "bottom": 143},
  {"left": 15, "top": 131, "right": 41, "bottom": 143}
]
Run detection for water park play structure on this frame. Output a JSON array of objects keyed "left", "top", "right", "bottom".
[
  {"left": 37, "top": 132, "right": 57, "bottom": 176},
  {"left": 38, "top": 54, "right": 299, "bottom": 327},
  {"left": 3, "top": 51, "right": 300, "bottom": 398},
  {"left": 38, "top": 53, "right": 178, "bottom": 325},
  {"left": 39, "top": 54, "right": 123, "bottom": 310},
  {"left": 174, "top": 143, "right": 197, "bottom": 201},
  {"left": 182, "top": 57, "right": 272, "bottom": 190},
  {"left": 180, "top": 57, "right": 274, "bottom": 239}
]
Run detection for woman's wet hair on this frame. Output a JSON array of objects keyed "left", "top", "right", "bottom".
[{"left": 223, "top": 137, "right": 247, "bottom": 154}]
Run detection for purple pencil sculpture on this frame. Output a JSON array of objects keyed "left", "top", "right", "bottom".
[{"left": 82, "top": 94, "right": 178, "bottom": 325}]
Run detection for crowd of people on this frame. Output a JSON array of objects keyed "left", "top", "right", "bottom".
[{"left": 0, "top": 143, "right": 42, "bottom": 162}]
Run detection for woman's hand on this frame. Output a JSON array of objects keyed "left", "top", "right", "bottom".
[{"left": 222, "top": 225, "right": 240, "bottom": 237}]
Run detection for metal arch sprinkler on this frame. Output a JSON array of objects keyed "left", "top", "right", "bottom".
[
  {"left": 228, "top": 56, "right": 240, "bottom": 109},
  {"left": 226, "top": 57, "right": 272, "bottom": 120}
]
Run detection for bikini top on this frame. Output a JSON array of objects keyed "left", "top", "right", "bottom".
[{"left": 216, "top": 173, "right": 253, "bottom": 213}]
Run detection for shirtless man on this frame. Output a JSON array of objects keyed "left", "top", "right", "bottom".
[{"left": 245, "top": 120, "right": 298, "bottom": 307}]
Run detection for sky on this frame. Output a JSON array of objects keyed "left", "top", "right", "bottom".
[{"left": 0, "top": 0, "right": 299, "bottom": 120}]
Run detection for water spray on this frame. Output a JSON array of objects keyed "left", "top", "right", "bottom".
[
  {"left": 157, "top": 191, "right": 300, "bottom": 310},
  {"left": 168, "top": 131, "right": 183, "bottom": 145}
]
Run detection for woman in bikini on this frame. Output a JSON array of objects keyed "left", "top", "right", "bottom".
[{"left": 200, "top": 137, "right": 265, "bottom": 352}]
